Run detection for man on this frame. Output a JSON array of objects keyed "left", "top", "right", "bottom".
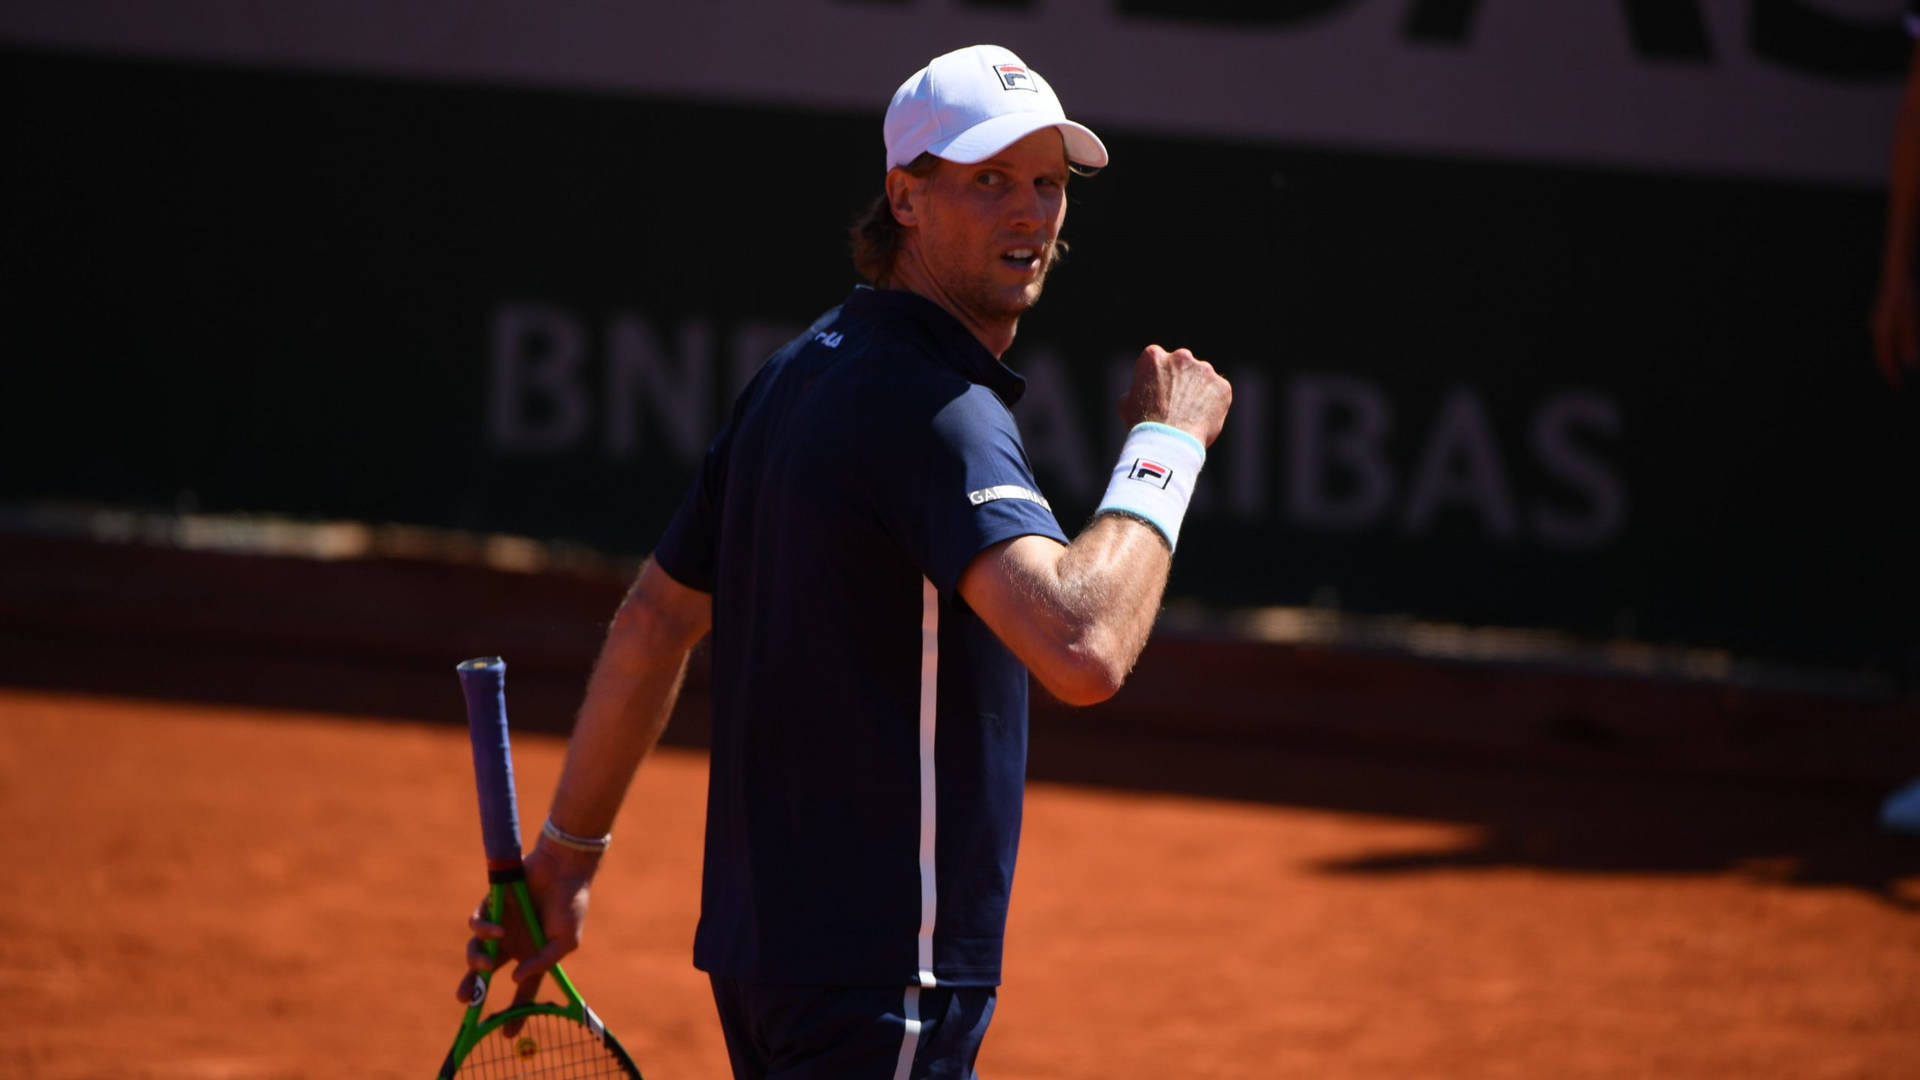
[
  {"left": 460, "top": 44, "right": 1233, "bottom": 1077},
  {"left": 1871, "top": 0, "right": 1920, "bottom": 389},
  {"left": 1874, "top": 4, "right": 1920, "bottom": 836}
]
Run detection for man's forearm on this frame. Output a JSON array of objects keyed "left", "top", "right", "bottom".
[
  {"left": 1052, "top": 511, "right": 1174, "bottom": 684},
  {"left": 961, "top": 513, "right": 1172, "bottom": 706},
  {"left": 1884, "top": 45, "right": 1920, "bottom": 281},
  {"left": 543, "top": 560, "right": 711, "bottom": 841},
  {"left": 963, "top": 348, "right": 1230, "bottom": 704},
  {"left": 1885, "top": 117, "right": 1920, "bottom": 282}
]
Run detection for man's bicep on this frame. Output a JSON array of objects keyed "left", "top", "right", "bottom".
[
  {"left": 957, "top": 533, "right": 1070, "bottom": 667},
  {"left": 627, "top": 556, "right": 713, "bottom": 650}
]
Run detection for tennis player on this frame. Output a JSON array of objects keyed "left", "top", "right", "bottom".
[
  {"left": 1873, "top": 0, "right": 1920, "bottom": 389},
  {"left": 461, "top": 44, "right": 1233, "bottom": 1078}
]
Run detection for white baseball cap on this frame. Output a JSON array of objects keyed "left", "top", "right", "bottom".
[{"left": 883, "top": 45, "right": 1109, "bottom": 172}]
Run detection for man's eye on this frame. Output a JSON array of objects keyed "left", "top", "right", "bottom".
[{"left": 977, "top": 172, "right": 1004, "bottom": 186}]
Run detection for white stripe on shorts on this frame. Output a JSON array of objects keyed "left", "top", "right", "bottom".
[{"left": 892, "top": 985, "right": 924, "bottom": 1080}]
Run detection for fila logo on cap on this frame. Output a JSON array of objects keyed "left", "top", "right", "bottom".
[
  {"left": 994, "top": 64, "right": 1038, "bottom": 92},
  {"left": 1127, "top": 459, "right": 1172, "bottom": 489}
]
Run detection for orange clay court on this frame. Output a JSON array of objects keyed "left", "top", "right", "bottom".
[{"left": 2, "top": 686, "right": 1916, "bottom": 1079}]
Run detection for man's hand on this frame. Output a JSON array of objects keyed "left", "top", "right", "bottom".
[
  {"left": 1118, "top": 345, "right": 1233, "bottom": 447},
  {"left": 455, "top": 840, "right": 598, "bottom": 1008},
  {"left": 451, "top": 557, "right": 708, "bottom": 1015},
  {"left": 1873, "top": 271, "right": 1916, "bottom": 389}
]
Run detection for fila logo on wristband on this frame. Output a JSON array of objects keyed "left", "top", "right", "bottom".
[
  {"left": 1098, "top": 422, "right": 1206, "bottom": 551},
  {"left": 1127, "top": 459, "right": 1172, "bottom": 488}
]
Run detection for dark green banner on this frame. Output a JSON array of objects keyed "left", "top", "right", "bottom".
[{"left": 6, "top": 49, "right": 1915, "bottom": 672}]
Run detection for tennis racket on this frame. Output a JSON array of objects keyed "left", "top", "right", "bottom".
[{"left": 438, "top": 655, "right": 643, "bottom": 1079}]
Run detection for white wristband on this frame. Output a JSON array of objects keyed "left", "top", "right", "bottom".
[{"left": 1097, "top": 422, "right": 1206, "bottom": 550}]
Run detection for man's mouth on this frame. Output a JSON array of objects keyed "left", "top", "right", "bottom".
[{"left": 1001, "top": 246, "right": 1043, "bottom": 271}]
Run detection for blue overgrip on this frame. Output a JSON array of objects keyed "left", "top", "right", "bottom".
[{"left": 456, "top": 656, "right": 523, "bottom": 867}]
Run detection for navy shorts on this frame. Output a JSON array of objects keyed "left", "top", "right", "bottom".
[{"left": 707, "top": 975, "right": 996, "bottom": 1080}]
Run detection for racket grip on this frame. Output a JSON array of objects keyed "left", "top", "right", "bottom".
[{"left": 457, "top": 656, "right": 524, "bottom": 867}]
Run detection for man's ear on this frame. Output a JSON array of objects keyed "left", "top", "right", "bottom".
[{"left": 886, "top": 168, "right": 923, "bottom": 227}]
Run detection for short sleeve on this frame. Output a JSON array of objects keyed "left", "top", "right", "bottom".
[
  {"left": 888, "top": 385, "right": 1069, "bottom": 592},
  {"left": 653, "top": 426, "right": 726, "bottom": 593}
]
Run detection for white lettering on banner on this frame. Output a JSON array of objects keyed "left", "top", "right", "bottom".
[
  {"left": 1403, "top": 388, "right": 1521, "bottom": 542},
  {"left": 1275, "top": 374, "right": 1624, "bottom": 549},
  {"left": 605, "top": 314, "right": 712, "bottom": 463},
  {"left": 484, "top": 305, "right": 1629, "bottom": 551},
  {"left": 0, "top": 0, "right": 1904, "bottom": 182},
  {"left": 732, "top": 322, "right": 806, "bottom": 403},
  {"left": 1530, "top": 391, "right": 1627, "bottom": 550},
  {"left": 490, "top": 304, "right": 588, "bottom": 454},
  {"left": 1012, "top": 348, "right": 1099, "bottom": 499},
  {"left": 489, "top": 304, "right": 719, "bottom": 469},
  {"left": 1225, "top": 369, "right": 1271, "bottom": 519},
  {"left": 1287, "top": 374, "right": 1396, "bottom": 532}
]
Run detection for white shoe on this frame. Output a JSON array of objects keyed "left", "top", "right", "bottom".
[{"left": 1881, "top": 778, "right": 1920, "bottom": 834}]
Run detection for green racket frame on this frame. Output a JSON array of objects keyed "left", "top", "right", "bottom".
[
  {"left": 436, "top": 873, "right": 640, "bottom": 1076},
  {"left": 439, "top": 656, "right": 642, "bottom": 1078}
]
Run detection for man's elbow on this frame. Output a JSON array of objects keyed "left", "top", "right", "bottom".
[
  {"left": 1034, "top": 645, "right": 1130, "bottom": 707},
  {"left": 612, "top": 600, "right": 706, "bottom": 655},
  {"left": 605, "top": 565, "right": 711, "bottom": 660}
]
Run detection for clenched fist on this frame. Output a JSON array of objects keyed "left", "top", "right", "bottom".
[{"left": 1118, "top": 345, "right": 1233, "bottom": 448}]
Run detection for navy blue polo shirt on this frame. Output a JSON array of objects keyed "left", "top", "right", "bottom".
[{"left": 654, "top": 286, "right": 1069, "bottom": 988}]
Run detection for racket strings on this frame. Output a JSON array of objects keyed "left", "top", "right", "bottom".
[{"left": 454, "top": 1011, "right": 637, "bottom": 1079}]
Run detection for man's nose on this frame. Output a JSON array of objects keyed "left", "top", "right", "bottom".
[{"left": 1006, "top": 183, "right": 1043, "bottom": 229}]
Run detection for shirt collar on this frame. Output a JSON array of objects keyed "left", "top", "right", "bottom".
[{"left": 842, "top": 286, "right": 1028, "bottom": 407}]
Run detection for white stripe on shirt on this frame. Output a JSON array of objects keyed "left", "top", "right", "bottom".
[{"left": 915, "top": 577, "right": 939, "bottom": 989}]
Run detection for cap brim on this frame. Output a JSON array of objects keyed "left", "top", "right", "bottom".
[{"left": 930, "top": 113, "right": 1109, "bottom": 170}]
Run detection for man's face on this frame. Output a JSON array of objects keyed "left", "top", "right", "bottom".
[{"left": 899, "top": 128, "right": 1071, "bottom": 326}]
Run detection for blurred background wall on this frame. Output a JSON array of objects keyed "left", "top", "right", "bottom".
[{"left": 4, "top": 1, "right": 1916, "bottom": 686}]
